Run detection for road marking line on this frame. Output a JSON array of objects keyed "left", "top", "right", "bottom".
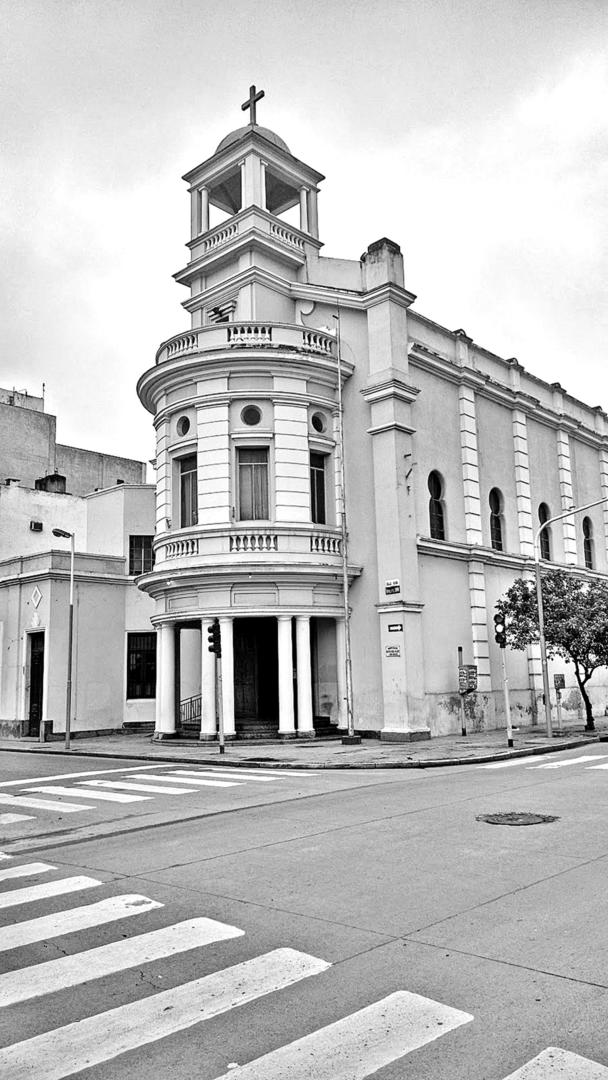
[
  {"left": 0, "top": 893, "right": 162, "bottom": 952},
  {"left": 0, "top": 764, "right": 174, "bottom": 789},
  {"left": 0, "top": 948, "right": 330, "bottom": 1080},
  {"left": 29, "top": 786, "right": 150, "bottom": 803},
  {"left": 0, "top": 853, "right": 12, "bottom": 859},
  {"left": 169, "top": 770, "right": 276, "bottom": 783},
  {"left": 0, "top": 875, "right": 101, "bottom": 910},
  {"left": 0, "top": 793, "right": 92, "bottom": 813},
  {"left": 0, "top": 915, "right": 244, "bottom": 1007},
  {"left": 127, "top": 774, "right": 242, "bottom": 788},
  {"left": 214, "top": 990, "right": 473, "bottom": 1079},
  {"left": 0, "top": 861, "right": 55, "bottom": 883},
  {"left": 586, "top": 763, "right": 608, "bottom": 770},
  {"left": 502, "top": 1046, "right": 608, "bottom": 1077},
  {"left": 478, "top": 758, "right": 540, "bottom": 769},
  {"left": 0, "top": 814, "right": 34, "bottom": 825},
  {"left": 190, "top": 767, "right": 314, "bottom": 778},
  {"left": 527, "top": 755, "right": 608, "bottom": 770},
  {"left": 80, "top": 779, "right": 198, "bottom": 794}
]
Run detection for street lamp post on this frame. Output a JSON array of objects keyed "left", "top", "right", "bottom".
[
  {"left": 52, "top": 528, "right": 75, "bottom": 750},
  {"left": 534, "top": 496, "right": 608, "bottom": 738}
]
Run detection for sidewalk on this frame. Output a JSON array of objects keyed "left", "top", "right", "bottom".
[{"left": 1, "top": 719, "right": 606, "bottom": 770}]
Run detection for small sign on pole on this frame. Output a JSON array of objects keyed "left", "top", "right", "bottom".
[{"left": 553, "top": 674, "right": 565, "bottom": 690}]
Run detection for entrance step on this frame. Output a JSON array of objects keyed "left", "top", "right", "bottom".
[{"left": 236, "top": 718, "right": 280, "bottom": 740}]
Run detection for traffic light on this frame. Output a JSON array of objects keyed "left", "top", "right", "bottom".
[
  {"left": 493, "top": 611, "right": 507, "bottom": 648},
  {"left": 207, "top": 618, "right": 221, "bottom": 657}
]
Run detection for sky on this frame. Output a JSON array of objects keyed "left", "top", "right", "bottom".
[{"left": 1, "top": 0, "right": 607, "bottom": 467}]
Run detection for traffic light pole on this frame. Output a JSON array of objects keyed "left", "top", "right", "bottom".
[
  {"left": 501, "top": 648, "right": 513, "bottom": 748},
  {"left": 457, "top": 646, "right": 466, "bottom": 737},
  {"left": 216, "top": 657, "right": 225, "bottom": 755}
]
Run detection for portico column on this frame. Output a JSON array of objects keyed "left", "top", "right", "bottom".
[
  {"left": 219, "top": 616, "right": 235, "bottom": 737},
  {"left": 200, "top": 618, "right": 216, "bottom": 741},
  {"left": 277, "top": 615, "right": 296, "bottom": 737},
  {"left": 336, "top": 617, "right": 347, "bottom": 729},
  {"left": 295, "top": 616, "right": 314, "bottom": 737},
  {"left": 299, "top": 187, "right": 309, "bottom": 233},
  {"left": 200, "top": 187, "right": 209, "bottom": 233},
  {"left": 155, "top": 622, "right": 175, "bottom": 737}
]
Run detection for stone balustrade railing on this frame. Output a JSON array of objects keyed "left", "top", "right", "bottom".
[
  {"left": 310, "top": 533, "right": 342, "bottom": 555},
  {"left": 153, "top": 526, "right": 343, "bottom": 564},
  {"left": 269, "top": 222, "right": 305, "bottom": 250},
  {"left": 156, "top": 322, "right": 336, "bottom": 365},
  {"left": 229, "top": 532, "right": 278, "bottom": 553}
]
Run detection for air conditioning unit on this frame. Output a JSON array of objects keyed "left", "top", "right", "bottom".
[{"left": 29, "top": 520, "right": 43, "bottom": 532}]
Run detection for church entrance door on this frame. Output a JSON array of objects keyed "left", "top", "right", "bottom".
[
  {"left": 26, "top": 631, "right": 45, "bottom": 737},
  {"left": 234, "top": 618, "right": 278, "bottom": 736}
]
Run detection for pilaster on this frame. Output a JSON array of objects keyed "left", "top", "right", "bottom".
[
  {"left": 458, "top": 385, "right": 483, "bottom": 545},
  {"left": 197, "top": 402, "right": 230, "bottom": 525},
  {"left": 512, "top": 409, "right": 534, "bottom": 556},
  {"left": 600, "top": 449, "right": 608, "bottom": 557},
  {"left": 468, "top": 560, "right": 491, "bottom": 690},
  {"left": 557, "top": 429, "right": 577, "bottom": 563}
]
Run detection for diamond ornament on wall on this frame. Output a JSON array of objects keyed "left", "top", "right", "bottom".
[{"left": 31, "top": 586, "right": 42, "bottom": 609}]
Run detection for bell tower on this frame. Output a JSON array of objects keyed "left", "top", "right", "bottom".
[{"left": 174, "top": 87, "right": 325, "bottom": 326}]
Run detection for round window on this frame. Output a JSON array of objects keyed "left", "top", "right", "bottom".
[
  {"left": 311, "top": 411, "right": 326, "bottom": 433},
  {"left": 241, "top": 405, "right": 262, "bottom": 426},
  {"left": 176, "top": 416, "right": 190, "bottom": 437}
]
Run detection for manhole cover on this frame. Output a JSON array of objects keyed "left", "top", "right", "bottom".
[{"left": 476, "top": 812, "right": 559, "bottom": 827}]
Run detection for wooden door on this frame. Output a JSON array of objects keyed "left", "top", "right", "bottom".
[
  {"left": 28, "top": 632, "right": 45, "bottom": 736},
  {"left": 234, "top": 623, "right": 258, "bottom": 718}
]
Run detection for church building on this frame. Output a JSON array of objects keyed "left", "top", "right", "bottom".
[{"left": 137, "top": 88, "right": 608, "bottom": 742}]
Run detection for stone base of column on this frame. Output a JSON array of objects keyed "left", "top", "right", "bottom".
[
  {"left": 297, "top": 730, "right": 316, "bottom": 739},
  {"left": 341, "top": 734, "right": 362, "bottom": 745},
  {"left": 380, "top": 729, "right": 431, "bottom": 743},
  {"left": 152, "top": 731, "right": 178, "bottom": 741},
  {"left": 278, "top": 732, "right": 298, "bottom": 740},
  {"left": 198, "top": 733, "right": 217, "bottom": 742}
]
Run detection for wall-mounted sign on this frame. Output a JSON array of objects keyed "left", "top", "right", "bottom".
[
  {"left": 388, "top": 623, "right": 403, "bottom": 632},
  {"left": 458, "top": 665, "right": 478, "bottom": 693},
  {"left": 385, "top": 644, "right": 401, "bottom": 658},
  {"left": 385, "top": 579, "right": 400, "bottom": 595},
  {"left": 553, "top": 673, "right": 565, "bottom": 689}
]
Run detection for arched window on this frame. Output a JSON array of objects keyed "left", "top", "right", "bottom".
[
  {"left": 428, "top": 471, "right": 446, "bottom": 540},
  {"left": 489, "top": 488, "right": 504, "bottom": 551},
  {"left": 583, "top": 516, "right": 594, "bottom": 570},
  {"left": 538, "top": 503, "right": 552, "bottom": 561}
]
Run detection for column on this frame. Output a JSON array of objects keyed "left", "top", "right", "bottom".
[
  {"left": 295, "top": 616, "right": 314, "bottom": 737},
  {"left": 309, "top": 190, "right": 319, "bottom": 238},
  {"left": 335, "top": 617, "right": 347, "bottom": 729},
  {"left": 458, "top": 384, "right": 483, "bottom": 545},
  {"left": 299, "top": 187, "right": 309, "bottom": 233},
  {"left": 557, "top": 429, "right": 577, "bottom": 563},
  {"left": 200, "top": 618, "right": 216, "bottom": 741},
  {"left": 277, "top": 616, "right": 296, "bottom": 737},
  {"left": 512, "top": 409, "right": 534, "bottom": 556},
  {"left": 260, "top": 162, "right": 267, "bottom": 210},
  {"left": 219, "top": 616, "right": 235, "bottom": 738},
  {"left": 200, "top": 187, "right": 209, "bottom": 233},
  {"left": 600, "top": 449, "right": 608, "bottom": 556},
  {"left": 155, "top": 623, "right": 175, "bottom": 738}
]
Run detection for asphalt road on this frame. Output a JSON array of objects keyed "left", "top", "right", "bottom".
[{"left": 0, "top": 748, "right": 607, "bottom": 1078}]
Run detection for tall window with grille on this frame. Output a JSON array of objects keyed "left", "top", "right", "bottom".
[
  {"left": 128, "top": 535, "right": 154, "bottom": 575},
  {"left": 583, "top": 516, "right": 594, "bottom": 570},
  {"left": 126, "top": 632, "right": 156, "bottom": 699},
  {"left": 428, "top": 471, "right": 446, "bottom": 540},
  {"left": 238, "top": 448, "right": 269, "bottom": 520},
  {"left": 489, "top": 488, "right": 504, "bottom": 551},
  {"left": 179, "top": 454, "right": 198, "bottom": 527},
  {"left": 538, "top": 503, "right": 552, "bottom": 560},
  {"left": 310, "top": 452, "right": 326, "bottom": 524}
]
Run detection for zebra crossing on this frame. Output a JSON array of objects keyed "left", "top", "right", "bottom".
[
  {"left": 0, "top": 854, "right": 606, "bottom": 1078},
  {"left": 0, "top": 763, "right": 313, "bottom": 832},
  {"left": 478, "top": 752, "right": 608, "bottom": 773}
]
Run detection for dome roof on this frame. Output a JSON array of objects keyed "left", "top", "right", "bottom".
[{"left": 216, "top": 125, "right": 291, "bottom": 154}]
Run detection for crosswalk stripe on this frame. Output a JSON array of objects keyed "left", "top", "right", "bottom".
[
  {"left": 0, "top": 814, "right": 34, "bottom": 824},
  {"left": 0, "top": 893, "right": 163, "bottom": 952},
  {"left": 503, "top": 1046, "right": 608, "bottom": 1077},
  {"left": 0, "top": 793, "right": 93, "bottom": 813},
  {"left": 0, "top": 915, "right": 244, "bottom": 1007},
  {"left": 528, "top": 755, "right": 608, "bottom": 770},
  {"left": 0, "top": 947, "right": 330, "bottom": 1080},
  {"left": 0, "top": 861, "right": 55, "bottom": 883},
  {"left": 199, "top": 768, "right": 313, "bottom": 778},
  {"left": 169, "top": 770, "right": 276, "bottom": 783},
  {"left": 80, "top": 779, "right": 198, "bottom": 794},
  {"left": 214, "top": 990, "right": 474, "bottom": 1079},
  {"left": 0, "top": 875, "right": 101, "bottom": 910},
  {"left": 30, "top": 785, "right": 151, "bottom": 803},
  {"left": 479, "top": 758, "right": 540, "bottom": 769},
  {"left": 586, "top": 763, "right": 608, "bottom": 770},
  {"left": 0, "top": 764, "right": 172, "bottom": 789},
  {"left": 128, "top": 774, "right": 242, "bottom": 788},
  {"left": 0, "top": 852, "right": 12, "bottom": 859}
]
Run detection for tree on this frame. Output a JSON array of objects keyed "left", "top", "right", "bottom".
[{"left": 496, "top": 569, "right": 608, "bottom": 731}]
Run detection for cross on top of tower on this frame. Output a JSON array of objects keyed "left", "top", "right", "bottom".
[{"left": 241, "top": 84, "right": 265, "bottom": 125}]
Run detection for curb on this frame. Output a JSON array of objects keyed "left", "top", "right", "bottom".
[{"left": 0, "top": 735, "right": 597, "bottom": 770}]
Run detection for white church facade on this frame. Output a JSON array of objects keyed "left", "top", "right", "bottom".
[{"left": 137, "top": 89, "right": 608, "bottom": 743}]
